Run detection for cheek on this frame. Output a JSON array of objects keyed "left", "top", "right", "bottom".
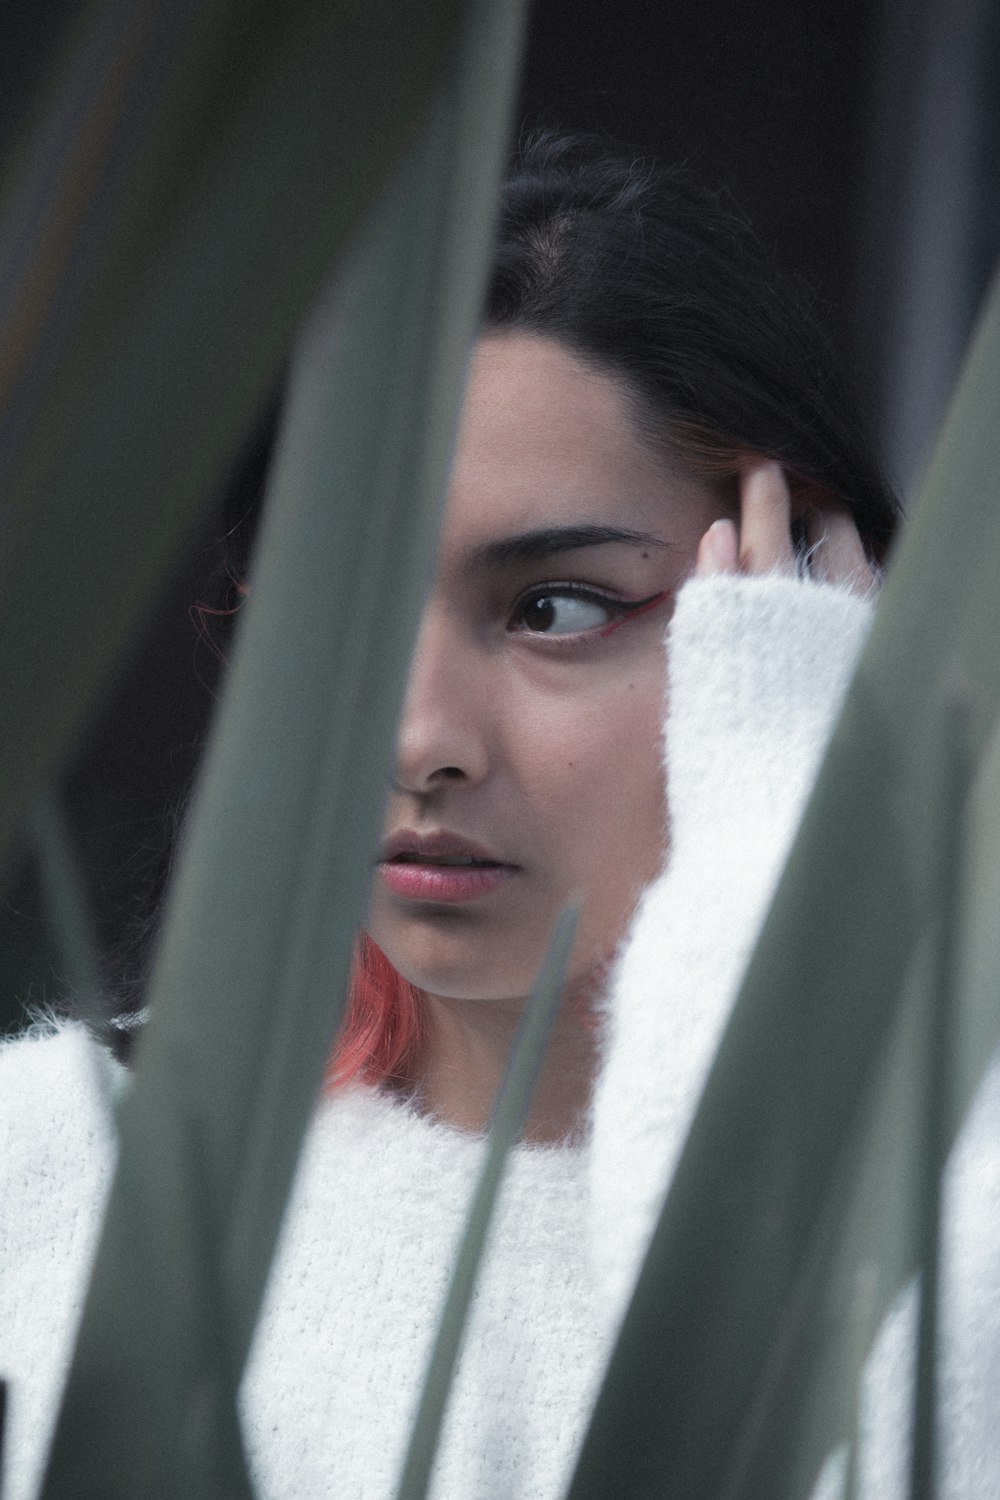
[{"left": 519, "top": 674, "right": 667, "bottom": 889}]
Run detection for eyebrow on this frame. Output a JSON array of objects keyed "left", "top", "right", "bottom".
[{"left": 467, "top": 524, "right": 673, "bottom": 570}]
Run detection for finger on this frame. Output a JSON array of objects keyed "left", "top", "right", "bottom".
[
  {"left": 806, "top": 507, "right": 879, "bottom": 593},
  {"left": 738, "top": 459, "right": 796, "bottom": 575},
  {"left": 696, "top": 518, "right": 739, "bottom": 576}
]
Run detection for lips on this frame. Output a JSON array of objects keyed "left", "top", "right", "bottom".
[
  {"left": 380, "top": 829, "right": 509, "bottom": 865},
  {"left": 378, "top": 829, "right": 518, "bottom": 903}
]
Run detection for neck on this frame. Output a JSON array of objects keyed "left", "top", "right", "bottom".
[{"left": 414, "top": 979, "right": 603, "bottom": 1146}]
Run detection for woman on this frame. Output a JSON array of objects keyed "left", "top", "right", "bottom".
[
  {"left": 6, "top": 131, "right": 970, "bottom": 1500},
  {"left": 334, "top": 130, "right": 893, "bottom": 1142}
]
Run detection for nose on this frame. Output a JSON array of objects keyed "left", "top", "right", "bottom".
[{"left": 392, "top": 601, "right": 491, "bottom": 795}]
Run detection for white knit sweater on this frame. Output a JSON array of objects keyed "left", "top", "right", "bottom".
[{"left": 2, "top": 575, "right": 997, "bottom": 1500}]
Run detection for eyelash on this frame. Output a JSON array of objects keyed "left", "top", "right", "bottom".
[{"left": 507, "top": 582, "right": 669, "bottom": 642}]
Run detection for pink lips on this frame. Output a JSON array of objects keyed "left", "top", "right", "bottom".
[{"left": 378, "top": 830, "right": 517, "bottom": 904}]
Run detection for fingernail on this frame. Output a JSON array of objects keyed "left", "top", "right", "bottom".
[{"left": 702, "top": 519, "right": 737, "bottom": 574}]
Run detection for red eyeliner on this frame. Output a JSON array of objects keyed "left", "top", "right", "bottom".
[{"left": 597, "top": 589, "right": 670, "bottom": 637}]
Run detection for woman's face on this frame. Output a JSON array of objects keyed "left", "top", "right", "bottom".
[{"left": 366, "top": 332, "right": 730, "bottom": 1005}]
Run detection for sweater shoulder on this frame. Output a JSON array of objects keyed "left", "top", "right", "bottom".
[
  {"left": 0, "top": 1021, "right": 119, "bottom": 1500},
  {"left": 0, "top": 1014, "right": 122, "bottom": 1122},
  {"left": 0, "top": 1018, "right": 120, "bottom": 1220}
]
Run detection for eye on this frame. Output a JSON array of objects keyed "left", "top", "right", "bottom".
[{"left": 510, "top": 586, "right": 619, "bottom": 636}]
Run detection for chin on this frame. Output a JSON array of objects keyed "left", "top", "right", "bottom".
[
  {"left": 399, "top": 957, "right": 539, "bottom": 1004},
  {"left": 371, "top": 927, "right": 540, "bottom": 1003}
]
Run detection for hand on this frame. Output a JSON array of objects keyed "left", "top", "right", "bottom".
[{"left": 695, "top": 458, "right": 879, "bottom": 592}]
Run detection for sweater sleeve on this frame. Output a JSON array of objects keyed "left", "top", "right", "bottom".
[{"left": 588, "top": 572, "right": 875, "bottom": 1324}]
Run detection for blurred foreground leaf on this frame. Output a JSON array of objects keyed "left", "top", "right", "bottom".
[
  {"left": 0, "top": 0, "right": 468, "bottom": 877},
  {"left": 568, "top": 265, "right": 1000, "bottom": 1499},
  {"left": 40, "top": 0, "right": 524, "bottom": 1495}
]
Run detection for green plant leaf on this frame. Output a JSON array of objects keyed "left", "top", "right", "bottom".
[
  {"left": 567, "top": 264, "right": 1000, "bottom": 1500},
  {"left": 0, "top": 0, "right": 468, "bottom": 879},
  {"left": 29, "top": 794, "right": 103, "bottom": 1018},
  {"left": 39, "top": 1, "right": 524, "bottom": 1492}
]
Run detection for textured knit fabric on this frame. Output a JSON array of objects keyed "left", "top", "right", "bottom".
[
  {"left": 0, "top": 1024, "right": 121, "bottom": 1497},
  {"left": 591, "top": 575, "right": 877, "bottom": 1322},
  {"left": 1, "top": 574, "right": 996, "bottom": 1499},
  {"left": 240, "top": 1086, "right": 600, "bottom": 1500}
]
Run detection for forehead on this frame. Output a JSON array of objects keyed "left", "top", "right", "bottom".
[{"left": 441, "top": 332, "right": 706, "bottom": 564}]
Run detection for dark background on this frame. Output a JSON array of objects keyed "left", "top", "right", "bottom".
[
  {"left": 521, "top": 0, "right": 875, "bottom": 375},
  {"left": 2, "top": 0, "right": 997, "bottom": 1015}
]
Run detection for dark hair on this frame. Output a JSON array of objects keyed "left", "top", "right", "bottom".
[{"left": 486, "top": 131, "right": 900, "bottom": 558}]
